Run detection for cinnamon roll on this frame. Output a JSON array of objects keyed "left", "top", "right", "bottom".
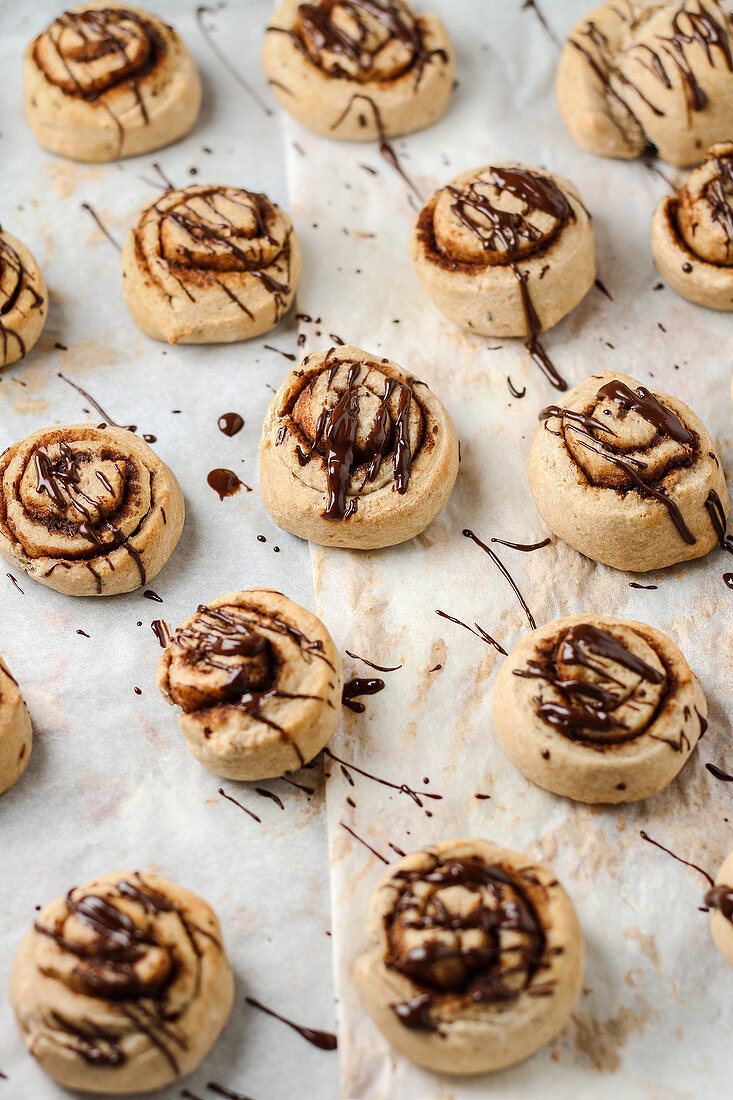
[
  {"left": 259, "top": 345, "right": 459, "bottom": 549},
  {"left": 121, "top": 184, "right": 301, "bottom": 344},
  {"left": 493, "top": 615, "right": 707, "bottom": 804},
  {"left": 528, "top": 371, "right": 729, "bottom": 571},
  {"left": 157, "top": 589, "right": 342, "bottom": 780},
  {"left": 556, "top": 1, "right": 733, "bottom": 167},
  {"left": 24, "top": 2, "right": 201, "bottom": 162},
  {"left": 353, "top": 838, "right": 583, "bottom": 1075},
  {"left": 409, "top": 164, "right": 594, "bottom": 386},
  {"left": 652, "top": 141, "right": 733, "bottom": 309},
  {"left": 0, "top": 657, "right": 32, "bottom": 797},
  {"left": 0, "top": 424, "right": 184, "bottom": 596},
  {"left": 706, "top": 849, "right": 733, "bottom": 970},
  {"left": 262, "top": 0, "right": 453, "bottom": 140},
  {"left": 10, "top": 871, "right": 233, "bottom": 1093},
  {"left": 0, "top": 229, "right": 48, "bottom": 369}
]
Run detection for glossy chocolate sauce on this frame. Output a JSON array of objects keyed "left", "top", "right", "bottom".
[
  {"left": 706, "top": 763, "right": 733, "bottom": 782},
  {"left": 385, "top": 852, "right": 547, "bottom": 1031},
  {"left": 245, "top": 996, "right": 337, "bottom": 1050},
  {"left": 207, "top": 468, "right": 245, "bottom": 499},
  {"left": 217, "top": 412, "right": 244, "bottom": 437},
  {"left": 462, "top": 529, "right": 537, "bottom": 629},
  {"left": 345, "top": 649, "right": 402, "bottom": 672},
  {"left": 342, "top": 676, "right": 385, "bottom": 712},
  {"left": 540, "top": 380, "right": 700, "bottom": 545},
  {"left": 514, "top": 623, "right": 666, "bottom": 743}
]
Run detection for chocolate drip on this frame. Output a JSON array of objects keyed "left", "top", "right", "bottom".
[
  {"left": 33, "top": 8, "right": 166, "bottom": 153},
  {"left": 705, "top": 884, "right": 733, "bottom": 921},
  {"left": 80, "top": 202, "right": 122, "bottom": 251},
  {"left": 507, "top": 376, "right": 526, "bottom": 399},
  {"left": 514, "top": 623, "right": 667, "bottom": 744},
  {"left": 345, "top": 648, "right": 402, "bottom": 672},
  {"left": 342, "top": 676, "right": 385, "bottom": 712},
  {"left": 207, "top": 468, "right": 244, "bottom": 499},
  {"left": 387, "top": 853, "right": 546, "bottom": 1032},
  {"left": 138, "top": 186, "right": 292, "bottom": 323},
  {"left": 294, "top": 360, "right": 417, "bottom": 520},
  {"left": 33, "top": 874, "right": 221, "bottom": 1071},
  {"left": 462, "top": 529, "right": 536, "bottom": 630},
  {"left": 340, "top": 820, "right": 389, "bottom": 863},
  {"left": 490, "top": 536, "right": 551, "bottom": 552},
  {"left": 207, "top": 1085, "right": 256, "bottom": 1100},
  {"left": 596, "top": 379, "right": 694, "bottom": 445},
  {"left": 706, "top": 153, "right": 733, "bottom": 240},
  {"left": 271, "top": 0, "right": 447, "bottom": 90},
  {"left": 706, "top": 762, "right": 733, "bottom": 782},
  {"left": 447, "top": 168, "right": 571, "bottom": 390},
  {"left": 540, "top": 383, "right": 699, "bottom": 546},
  {"left": 217, "top": 412, "right": 244, "bottom": 437},
  {"left": 218, "top": 787, "right": 261, "bottom": 823},
  {"left": 705, "top": 489, "right": 733, "bottom": 553},
  {"left": 151, "top": 619, "right": 171, "bottom": 648},
  {"left": 245, "top": 996, "right": 337, "bottom": 1050},
  {"left": 195, "top": 5, "right": 274, "bottom": 117}
]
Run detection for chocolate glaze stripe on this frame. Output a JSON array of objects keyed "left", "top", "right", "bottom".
[
  {"left": 435, "top": 609, "right": 507, "bottom": 655},
  {"left": 639, "top": 829, "right": 714, "bottom": 887},
  {"left": 345, "top": 649, "right": 402, "bottom": 672},
  {"left": 0, "top": 232, "right": 44, "bottom": 360},
  {"left": 706, "top": 763, "right": 733, "bottom": 782},
  {"left": 325, "top": 747, "right": 442, "bottom": 807},
  {"left": 342, "top": 676, "right": 385, "bottom": 712},
  {"left": 491, "top": 536, "right": 551, "bottom": 552},
  {"left": 462, "top": 529, "right": 537, "bottom": 629},
  {"left": 218, "top": 787, "right": 261, "bottom": 823},
  {"left": 195, "top": 5, "right": 274, "bottom": 116},
  {"left": 245, "top": 996, "right": 337, "bottom": 1050},
  {"left": 340, "top": 820, "right": 389, "bottom": 864},
  {"left": 80, "top": 203, "right": 122, "bottom": 251}
]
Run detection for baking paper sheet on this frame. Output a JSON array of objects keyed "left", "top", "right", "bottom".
[
  {"left": 282, "top": 1, "right": 733, "bottom": 1097},
  {"left": 0, "top": 3, "right": 338, "bottom": 1098}
]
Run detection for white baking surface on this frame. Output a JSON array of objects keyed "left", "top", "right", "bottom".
[
  {"left": 280, "top": 1, "right": 733, "bottom": 1098},
  {"left": 2, "top": 1, "right": 733, "bottom": 1099},
  {"left": 0, "top": 2, "right": 339, "bottom": 1099}
]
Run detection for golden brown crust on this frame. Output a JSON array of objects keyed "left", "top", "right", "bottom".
[
  {"left": 24, "top": 2, "right": 201, "bottom": 162},
  {"left": 493, "top": 615, "right": 707, "bottom": 803},
  {"left": 121, "top": 184, "right": 301, "bottom": 344},
  {"left": 0, "top": 424, "right": 184, "bottom": 596},
  {"left": 353, "top": 838, "right": 583, "bottom": 1074},
  {"left": 262, "top": 0, "right": 454, "bottom": 140},
  {"left": 528, "top": 371, "right": 729, "bottom": 571},
  {"left": 259, "top": 345, "right": 459, "bottom": 549},
  {"left": 157, "top": 589, "right": 343, "bottom": 780},
  {"left": 0, "top": 230, "right": 48, "bottom": 368},
  {"left": 10, "top": 871, "right": 233, "bottom": 1094},
  {"left": 409, "top": 163, "right": 595, "bottom": 337}
]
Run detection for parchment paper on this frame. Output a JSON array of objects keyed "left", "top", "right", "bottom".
[
  {"left": 0, "top": 3, "right": 339, "bottom": 1098},
  {"left": 280, "top": 1, "right": 733, "bottom": 1097}
]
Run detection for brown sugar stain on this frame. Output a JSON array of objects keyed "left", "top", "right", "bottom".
[
  {"left": 563, "top": 994, "right": 657, "bottom": 1073},
  {"left": 410, "top": 638, "right": 447, "bottom": 712},
  {"left": 43, "top": 161, "right": 104, "bottom": 200}
]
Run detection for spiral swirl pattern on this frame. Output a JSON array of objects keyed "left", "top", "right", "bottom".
[
  {"left": 0, "top": 424, "right": 184, "bottom": 596},
  {"left": 10, "top": 872, "right": 233, "bottom": 1093},
  {"left": 25, "top": 3, "right": 201, "bottom": 161},
  {"left": 529, "top": 371, "right": 729, "bottom": 570},
  {"left": 0, "top": 230, "right": 47, "bottom": 368},
  {"left": 122, "top": 184, "right": 301, "bottom": 344},
  {"left": 158, "top": 589, "right": 342, "bottom": 780},
  {"left": 259, "top": 345, "right": 459, "bottom": 549},
  {"left": 652, "top": 141, "right": 733, "bottom": 308},
  {"left": 263, "top": 0, "right": 453, "bottom": 140},
  {"left": 410, "top": 164, "right": 595, "bottom": 371},
  {"left": 354, "top": 839, "right": 583, "bottom": 1074},
  {"left": 494, "top": 614, "right": 708, "bottom": 803}
]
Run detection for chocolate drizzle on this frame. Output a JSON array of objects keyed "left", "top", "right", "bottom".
[
  {"left": 462, "top": 529, "right": 536, "bottom": 629},
  {"left": 540, "top": 379, "right": 701, "bottom": 546},
  {"left": 245, "top": 996, "right": 337, "bottom": 1050},
  {"left": 165, "top": 601, "right": 334, "bottom": 767},
  {"left": 384, "top": 852, "right": 547, "bottom": 1032},
  {"left": 705, "top": 884, "right": 733, "bottom": 921},
  {"left": 287, "top": 355, "right": 421, "bottom": 520},
  {"left": 33, "top": 873, "right": 222, "bottom": 1072},
  {"left": 32, "top": 7, "right": 167, "bottom": 153},
  {"left": 444, "top": 167, "right": 572, "bottom": 390},
  {"left": 705, "top": 489, "right": 733, "bottom": 553},
  {"left": 513, "top": 623, "right": 668, "bottom": 745}
]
